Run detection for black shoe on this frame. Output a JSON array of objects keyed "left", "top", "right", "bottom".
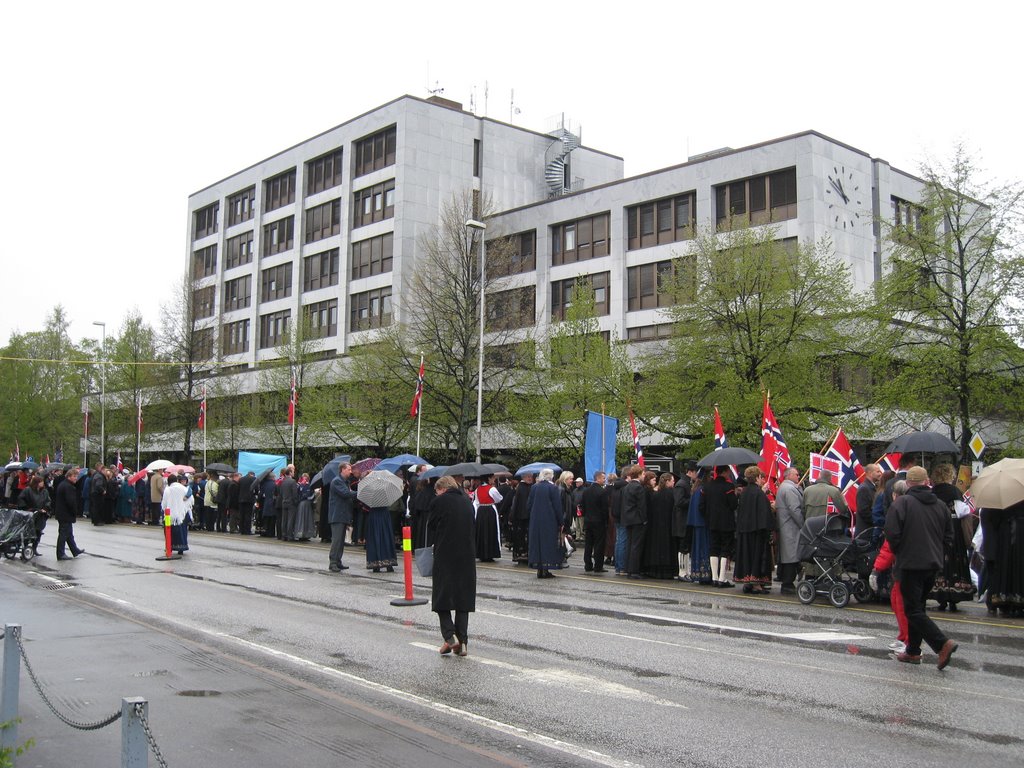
[
  {"left": 780, "top": 585, "right": 796, "bottom": 595},
  {"left": 73, "top": 549, "right": 85, "bottom": 557},
  {"left": 56, "top": 555, "right": 70, "bottom": 561},
  {"left": 593, "top": 568, "right": 606, "bottom": 573},
  {"left": 386, "top": 566, "right": 395, "bottom": 573}
]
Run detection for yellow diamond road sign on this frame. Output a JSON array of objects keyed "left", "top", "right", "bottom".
[{"left": 969, "top": 433, "right": 986, "bottom": 458}]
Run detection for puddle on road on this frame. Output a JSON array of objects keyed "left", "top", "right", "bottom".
[{"left": 177, "top": 689, "right": 222, "bottom": 697}]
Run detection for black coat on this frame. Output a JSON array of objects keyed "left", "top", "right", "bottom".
[
  {"left": 884, "top": 485, "right": 953, "bottom": 570},
  {"left": 580, "top": 483, "right": 609, "bottom": 525},
  {"left": 736, "top": 483, "right": 773, "bottom": 533},
  {"left": 55, "top": 480, "right": 79, "bottom": 524},
  {"left": 701, "top": 476, "right": 737, "bottom": 532},
  {"left": 428, "top": 488, "right": 477, "bottom": 612},
  {"left": 620, "top": 480, "right": 648, "bottom": 526},
  {"left": 672, "top": 477, "right": 692, "bottom": 537}
]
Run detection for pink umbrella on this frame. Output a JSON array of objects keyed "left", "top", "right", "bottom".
[
  {"left": 167, "top": 464, "right": 196, "bottom": 475},
  {"left": 351, "top": 457, "right": 382, "bottom": 474}
]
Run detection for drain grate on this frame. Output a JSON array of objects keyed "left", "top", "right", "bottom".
[{"left": 42, "top": 582, "right": 75, "bottom": 591}]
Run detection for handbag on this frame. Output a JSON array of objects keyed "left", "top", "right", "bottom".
[{"left": 415, "top": 545, "right": 434, "bottom": 577}]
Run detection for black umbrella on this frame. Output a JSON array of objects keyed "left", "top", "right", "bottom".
[
  {"left": 696, "top": 447, "right": 762, "bottom": 467},
  {"left": 309, "top": 470, "right": 324, "bottom": 490},
  {"left": 884, "top": 431, "right": 960, "bottom": 457},
  {"left": 206, "top": 462, "right": 235, "bottom": 473},
  {"left": 255, "top": 467, "right": 277, "bottom": 484},
  {"left": 479, "top": 463, "right": 509, "bottom": 476},
  {"left": 20, "top": 460, "right": 39, "bottom": 471},
  {"left": 445, "top": 462, "right": 486, "bottom": 477}
]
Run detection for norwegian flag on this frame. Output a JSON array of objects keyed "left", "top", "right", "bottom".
[
  {"left": 288, "top": 368, "right": 298, "bottom": 425},
  {"left": 713, "top": 407, "right": 737, "bottom": 479},
  {"left": 45, "top": 454, "right": 51, "bottom": 465},
  {"left": 409, "top": 357, "right": 425, "bottom": 418},
  {"left": 826, "top": 497, "right": 838, "bottom": 516},
  {"left": 137, "top": 402, "right": 144, "bottom": 435},
  {"left": 14, "top": 441, "right": 20, "bottom": 462},
  {"left": 629, "top": 407, "right": 645, "bottom": 468},
  {"left": 877, "top": 452, "right": 902, "bottom": 474},
  {"left": 809, "top": 452, "right": 842, "bottom": 483},
  {"left": 84, "top": 412, "right": 89, "bottom": 439},
  {"left": 197, "top": 387, "right": 207, "bottom": 429},
  {"left": 55, "top": 446, "right": 63, "bottom": 463},
  {"left": 758, "top": 396, "right": 791, "bottom": 496},
  {"left": 116, "top": 451, "right": 124, "bottom": 473},
  {"left": 825, "top": 427, "right": 867, "bottom": 511},
  {"left": 962, "top": 491, "right": 976, "bottom": 513}
]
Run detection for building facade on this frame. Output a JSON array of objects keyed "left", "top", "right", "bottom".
[{"left": 187, "top": 93, "right": 926, "bottom": 372}]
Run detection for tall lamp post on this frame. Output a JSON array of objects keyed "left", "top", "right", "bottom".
[
  {"left": 92, "top": 320, "right": 106, "bottom": 467},
  {"left": 465, "top": 219, "right": 486, "bottom": 463}
]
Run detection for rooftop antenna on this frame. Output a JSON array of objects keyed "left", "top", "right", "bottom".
[
  {"left": 469, "top": 86, "right": 476, "bottom": 113},
  {"left": 427, "top": 80, "right": 445, "bottom": 97},
  {"left": 510, "top": 89, "right": 521, "bottom": 123},
  {"left": 484, "top": 81, "right": 489, "bottom": 116}
]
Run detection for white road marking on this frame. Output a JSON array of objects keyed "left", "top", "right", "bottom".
[
  {"left": 273, "top": 575, "right": 305, "bottom": 581},
  {"left": 408, "top": 642, "right": 685, "bottom": 709},
  {"left": 628, "top": 613, "right": 874, "bottom": 643},
  {"left": 218, "top": 634, "right": 642, "bottom": 768},
  {"left": 29, "top": 573, "right": 61, "bottom": 583}
]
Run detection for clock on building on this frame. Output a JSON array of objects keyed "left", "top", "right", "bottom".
[{"left": 825, "top": 164, "right": 865, "bottom": 230}]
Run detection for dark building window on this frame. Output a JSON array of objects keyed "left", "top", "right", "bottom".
[
  {"left": 626, "top": 192, "right": 695, "bottom": 250},
  {"left": 306, "top": 148, "right": 343, "bottom": 195},
  {"left": 194, "top": 327, "right": 214, "bottom": 360},
  {"left": 304, "top": 299, "right": 338, "bottom": 339},
  {"left": 303, "top": 248, "right": 339, "bottom": 291},
  {"left": 261, "top": 264, "right": 292, "bottom": 302},
  {"left": 488, "top": 230, "right": 537, "bottom": 277},
  {"left": 487, "top": 286, "right": 535, "bottom": 331},
  {"left": 626, "top": 260, "right": 679, "bottom": 311},
  {"left": 354, "top": 125, "right": 397, "bottom": 178},
  {"left": 222, "top": 319, "right": 249, "bottom": 355},
  {"left": 263, "top": 169, "right": 296, "bottom": 213},
  {"left": 350, "top": 287, "right": 393, "bottom": 331},
  {"left": 351, "top": 233, "right": 394, "bottom": 279},
  {"left": 193, "top": 285, "right": 215, "bottom": 319},
  {"left": 262, "top": 216, "right": 294, "bottom": 256},
  {"left": 352, "top": 180, "right": 395, "bottom": 228},
  {"left": 227, "top": 187, "right": 256, "bottom": 226},
  {"left": 473, "top": 139, "right": 481, "bottom": 178},
  {"left": 627, "top": 323, "right": 674, "bottom": 342},
  {"left": 550, "top": 272, "right": 610, "bottom": 321},
  {"left": 193, "top": 203, "right": 219, "bottom": 240},
  {"left": 305, "top": 199, "right": 342, "bottom": 243},
  {"left": 223, "top": 275, "right": 252, "bottom": 311},
  {"left": 192, "top": 244, "right": 217, "bottom": 279},
  {"left": 259, "top": 310, "right": 290, "bottom": 349},
  {"left": 225, "top": 230, "right": 254, "bottom": 269},
  {"left": 715, "top": 167, "right": 797, "bottom": 228},
  {"left": 552, "top": 213, "right": 610, "bottom": 265}
]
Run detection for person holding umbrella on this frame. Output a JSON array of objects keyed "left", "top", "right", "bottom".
[
  {"left": 357, "top": 470, "right": 400, "bottom": 572},
  {"left": 429, "top": 475, "right": 477, "bottom": 655}
]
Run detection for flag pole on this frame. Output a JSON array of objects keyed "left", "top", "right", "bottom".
[
  {"left": 203, "top": 384, "right": 208, "bottom": 471},
  {"left": 136, "top": 398, "right": 141, "bottom": 471},
  {"left": 601, "top": 402, "right": 606, "bottom": 476},
  {"left": 415, "top": 352, "right": 424, "bottom": 458}
]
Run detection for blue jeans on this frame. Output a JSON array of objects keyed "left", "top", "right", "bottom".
[{"left": 615, "top": 524, "right": 628, "bottom": 573}]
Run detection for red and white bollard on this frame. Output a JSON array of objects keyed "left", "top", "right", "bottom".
[
  {"left": 155, "top": 508, "right": 182, "bottom": 561},
  {"left": 390, "top": 525, "right": 427, "bottom": 607}
]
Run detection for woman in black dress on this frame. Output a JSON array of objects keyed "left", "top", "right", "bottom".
[
  {"left": 733, "top": 466, "right": 774, "bottom": 594},
  {"left": 643, "top": 473, "right": 679, "bottom": 579}
]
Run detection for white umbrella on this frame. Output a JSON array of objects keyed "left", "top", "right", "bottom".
[
  {"left": 146, "top": 459, "right": 174, "bottom": 471},
  {"left": 969, "top": 458, "right": 1024, "bottom": 510},
  {"left": 356, "top": 470, "right": 405, "bottom": 508}
]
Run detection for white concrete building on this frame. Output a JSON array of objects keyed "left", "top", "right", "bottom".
[{"left": 187, "top": 94, "right": 926, "bottom": 366}]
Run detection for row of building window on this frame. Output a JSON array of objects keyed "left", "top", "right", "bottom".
[{"left": 192, "top": 124, "right": 398, "bottom": 241}]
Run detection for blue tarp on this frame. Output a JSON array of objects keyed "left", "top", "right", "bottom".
[
  {"left": 237, "top": 451, "right": 287, "bottom": 477},
  {"left": 583, "top": 411, "right": 618, "bottom": 481}
]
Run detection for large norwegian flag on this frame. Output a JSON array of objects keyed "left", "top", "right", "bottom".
[
  {"left": 809, "top": 452, "right": 842, "bottom": 483},
  {"left": 825, "top": 427, "right": 867, "bottom": 511},
  {"left": 758, "top": 396, "right": 791, "bottom": 497},
  {"left": 713, "top": 407, "right": 736, "bottom": 479},
  {"left": 288, "top": 368, "right": 298, "bottom": 425},
  {"left": 197, "top": 387, "right": 207, "bottom": 429}
]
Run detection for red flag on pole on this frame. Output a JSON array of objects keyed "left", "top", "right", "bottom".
[
  {"left": 410, "top": 359, "right": 425, "bottom": 418},
  {"left": 116, "top": 451, "right": 123, "bottom": 473},
  {"left": 758, "top": 394, "right": 791, "bottom": 498},
  {"left": 628, "top": 408, "right": 645, "bottom": 468},
  {"left": 825, "top": 427, "right": 866, "bottom": 512},
  {"left": 137, "top": 402, "right": 144, "bottom": 435},
  {"left": 288, "top": 369, "right": 298, "bottom": 425},
  {"left": 197, "top": 388, "right": 207, "bottom": 429}
]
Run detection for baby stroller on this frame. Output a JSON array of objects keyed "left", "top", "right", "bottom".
[
  {"left": 795, "top": 513, "right": 877, "bottom": 608},
  {"left": 0, "top": 507, "right": 44, "bottom": 561}
]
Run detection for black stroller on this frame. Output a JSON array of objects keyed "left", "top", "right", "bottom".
[
  {"left": 795, "top": 513, "right": 877, "bottom": 608},
  {"left": 0, "top": 507, "right": 44, "bottom": 561}
]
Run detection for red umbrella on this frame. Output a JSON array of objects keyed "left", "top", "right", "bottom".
[
  {"left": 127, "top": 469, "right": 148, "bottom": 485},
  {"left": 351, "top": 457, "right": 382, "bottom": 474}
]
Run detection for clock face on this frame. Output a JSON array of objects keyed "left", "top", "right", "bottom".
[{"left": 825, "top": 164, "right": 865, "bottom": 230}]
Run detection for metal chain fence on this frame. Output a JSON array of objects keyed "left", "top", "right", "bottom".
[{"left": 11, "top": 625, "right": 169, "bottom": 765}]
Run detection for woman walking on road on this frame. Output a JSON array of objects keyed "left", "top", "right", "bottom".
[{"left": 428, "top": 475, "right": 477, "bottom": 656}]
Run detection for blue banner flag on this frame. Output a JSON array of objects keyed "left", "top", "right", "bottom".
[{"left": 583, "top": 411, "right": 619, "bottom": 481}]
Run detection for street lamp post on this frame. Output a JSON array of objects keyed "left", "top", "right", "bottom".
[
  {"left": 465, "top": 219, "right": 486, "bottom": 463},
  {"left": 92, "top": 320, "right": 106, "bottom": 466}
]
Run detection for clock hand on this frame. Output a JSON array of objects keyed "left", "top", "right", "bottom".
[{"left": 834, "top": 179, "right": 849, "bottom": 204}]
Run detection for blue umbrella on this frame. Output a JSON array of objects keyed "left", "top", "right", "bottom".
[
  {"left": 419, "top": 465, "right": 449, "bottom": 480},
  {"left": 376, "top": 453, "right": 430, "bottom": 474},
  {"left": 514, "top": 461, "right": 561, "bottom": 477}
]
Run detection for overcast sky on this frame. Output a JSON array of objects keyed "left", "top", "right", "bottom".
[{"left": 2, "top": 0, "right": 1018, "bottom": 347}]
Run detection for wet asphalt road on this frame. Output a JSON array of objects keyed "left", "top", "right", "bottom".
[{"left": 2, "top": 523, "right": 1023, "bottom": 768}]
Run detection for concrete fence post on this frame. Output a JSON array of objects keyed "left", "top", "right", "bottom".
[
  {"left": 120, "top": 697, "right": 148, "bottom": 768},
  {"left": 1, "top": 624, "right": 20, "bottom": 756}
]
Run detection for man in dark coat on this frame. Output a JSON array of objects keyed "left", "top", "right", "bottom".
[
  {"left": 258, "top": 472, "right": 278, "bottom": 538},
  {"left": 428, "top": 476, "right": 477, "bottom": 655},
  {"left": 237, "top": 472, "right": 257, "bottom": 535},
  {"left": 226, "top": 472, "right": 242, "bottom": 533},
  {"left": 581, "top": 471, "right": 609, "bottom": 572},
  {"left": 509, "top": 473, "right": 534, "bottom": 563},
  {"left": 215, "top": 473, "right": 233, "bottom": 533},
  {"left": 527, "top": 469, "right": 562, "bottom": 578},
  {"left": 277, "top": 467, "right": 299, "bottom": 540},
  {"left": 884, "top": 466, "right": 958, "bottom": 669},
  {"left": 327, "top": 463, "right": 355, "bottom": 571},
  {"left": 620, "top": 465, "right": 648, "bottom": 579},
  {"left": 89, "top": 466, "right": 107, "bottom": 526},
  {"left": 856, "top": 463, "right": 882, "bottom": 544},
  {"left": 702, "top": 471, "right": 738, "bottom": 586},
  {"left": 55, "top": 468, "right": 85, "bottom": 559}
]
